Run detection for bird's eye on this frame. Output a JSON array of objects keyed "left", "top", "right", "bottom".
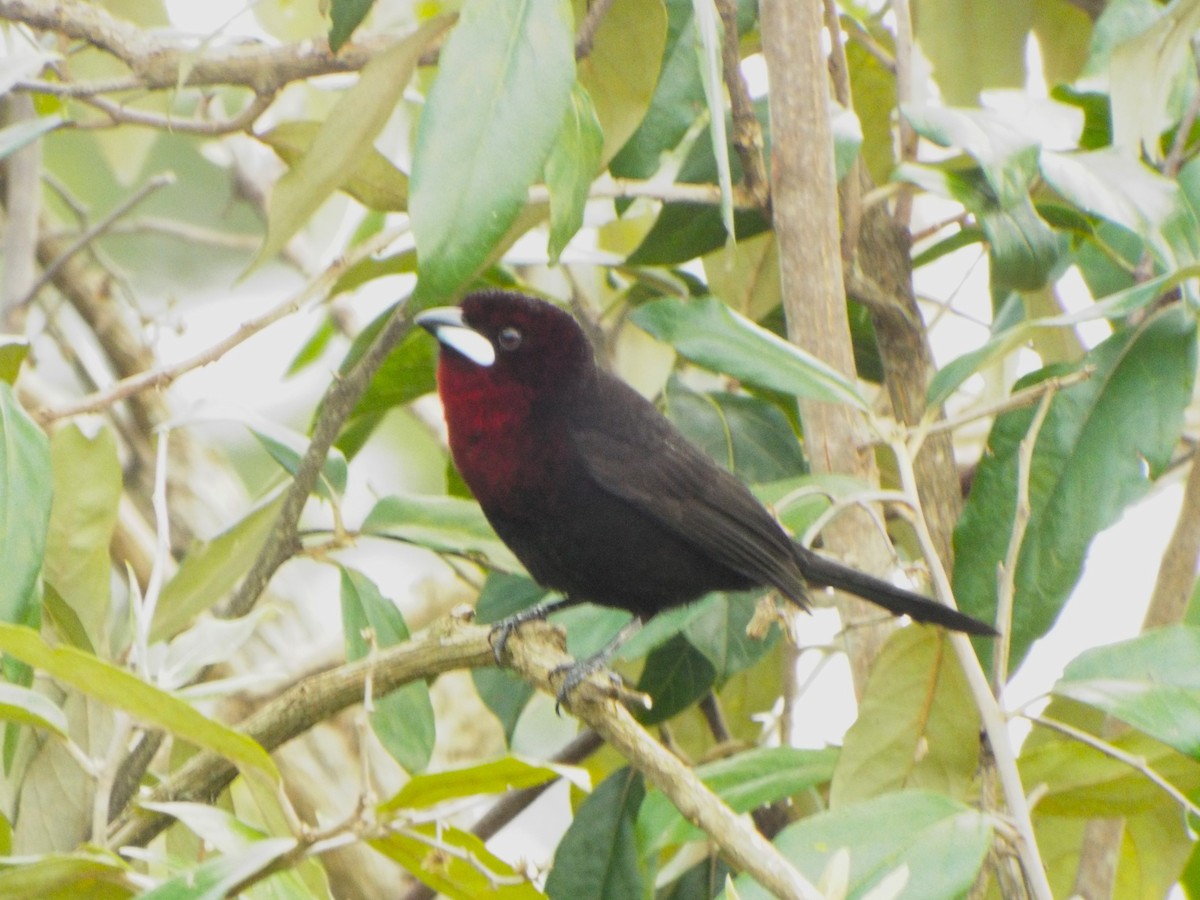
[{"left": 497, "top": 326, "right": 523, "bottom": 351}]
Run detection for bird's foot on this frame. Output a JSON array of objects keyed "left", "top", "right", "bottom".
[
  {"left": 487, "top": 597, "right": 569, "bottom": 664},
  {"left": 549, "top": 656, "right": 651, "bottom": 715}
]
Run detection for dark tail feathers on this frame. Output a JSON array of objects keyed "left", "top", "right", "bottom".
[{"left": 792, "top": 543, "right": 996, "bottom": 637}]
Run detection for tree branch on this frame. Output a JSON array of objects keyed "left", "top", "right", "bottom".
[{"left": 108, "top": 618, "right": 822, "bottom": 899}]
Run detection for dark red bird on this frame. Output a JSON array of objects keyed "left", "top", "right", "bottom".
[{"left": 417, "top": 291, "right": 992, "bottom": 683}]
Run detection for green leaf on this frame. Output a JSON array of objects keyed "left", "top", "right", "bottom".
[
  {"left": 0, "top": 683, "right": 68, "bottom": 737},
  {"left": 895, "top": 158, "right": 1064, "bottom": 291},
  {"left": 249, "top": 424, "right": 348, "bottom": 500},
  {"left": 902, "top": 105, "right": 1039, "bottom": 204},
  {"left": 681, "top": 590, "right": 778, "bottom": 681},
  {"left": 1040, "top": 147, "right": 1178, "bottom": 234},
  {"left": 0, "top": 383, "right": 51, "bottom": 627},
  {"left": 954, "top": 307, "right": 1198, "bottom": 674},
  {"left": 545, "top": 768, "right": 645, "bottom": 900},
  {"left": 663, "top": 380, "right": 805, "bottom": 483},
  {"left": 137, "top": 837, "right": 296, "bottom": 900},
  {"left": 259, "top": 120, "right": 409, "bottom": 213},
  {"left": 727, "top": 791, "right": 991, "bottom": 900},
  {"left": 576, "top": 0, "right": 668, "bottom": 165},
  {"left": 361, "top": 494, "right": 524, "bottom": 572},
  {"left": 634, "top": 632, "right": 716, "bottom": 724},
  {"left": 0, "top": 848, "right": 132, "bottom": 899},
  {"left": 0, "top": 115, "right": 63, "bottom": 162},
  {"left": 411, "top": 0, "right": 575, "bottom": 301},
  {"left": 472, "top": 668, "right": 535, "bottom": 745},
  {"left": 0, "top": 336, "right": 29, "bottom": 385},
  {"left": 545, "top": 83, "right": 604, "bottom": 262},
  {"left": 370, "top": 824, "right": 545, "bottom": 899},
  {"left": 381, "top": 755, "right": 587, "bottom": 812},
  {"left": 329, "top": 0, "right": 374, "bottom": 52},
  {"left": 691, "top": 0, "right": 734, "bottom": 241},
  {"left": 140, "top": 800, "right": 271, "bottom": 851},
  {"left": 151, "top": 490, "right": 288, "bottom": 642},
  {"left": 331, "top": 249, "right": 418, "bottom": 298},
  {"left": 252, "top": 17, "right": 451, "bottom": 270},
  {"left": 339, "top": 568, "right": 435, "bottom": 773},
  {"left": 830, "top": 629, "right": 980, "bottom": 807},
  {"left": 474, "top": 572, "right": 549, "bottom": 625},
  {"left": 608, "top": 0, "right": 705, "bottom": 179},
  {"left": 632, "top": 296, "right": 869, "bottom": 410},
  {"left": 913, "top": 0, "right": 1031, "bottom": 105},
  {"left": 349, "top": 312, "right": 436, "bottom": 419},
  {"left": 1021, "top": 703, "right": 1200, "bottom": 816},
  {"left": 1109, "top": 0, "right": 1200, "bottom": 159},
  {"left": 1053, "top": 626, "right": 1200, "bottom": 759},
  {"left": 625, "top": 96, "right": 771, "bottom": 265},
  {"left": 44, "top": 424, "right": 120, "bottom": 653},
  {"left": 637, "top": 746, "right": 837, "bottom": 851},
  {"left": 0, "top": 623, "right": 278, "bottom": 781}
]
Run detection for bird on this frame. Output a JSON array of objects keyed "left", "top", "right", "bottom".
[{"left": 416, "top": 290, "right": 993, "bottom": 700}]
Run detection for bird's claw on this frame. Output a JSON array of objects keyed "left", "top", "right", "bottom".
[
  {"left": 487, "top": 599, "right": 566, "bottom": 665},
  {"left": 551, "top": 657, "right": 619, "bottom": 714}
]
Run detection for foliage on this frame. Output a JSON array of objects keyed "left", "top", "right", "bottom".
[{"left": 0, "top": 0, "right": 1198, "bottom": 897}]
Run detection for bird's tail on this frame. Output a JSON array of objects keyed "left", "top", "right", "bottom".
[{"left": 792, "top": 542, "right": 996, "bottom": 637}]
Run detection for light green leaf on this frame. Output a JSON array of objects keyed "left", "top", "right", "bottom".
[
  {"left": 44, "top": 424, "right": 121, "bottom": 652},
  {"left": 370, "top": 824, "right": 545, "bottom": 899},
  {"left": 1109, "top": 0, "right": 1200, "bottom": 159},
  {"left": 252, "top": 17, "right": 451, "bottom": 270},
  {"left": 0, "top": 848, "right": 132, "bottom": 898},
  {"left": 136, "top": 837, "right": 296, "bottom": 900},
  {"left": 914, "top": 0, "right": 1031, "bottom": 104},
  {"left": 631, "top": 296, "right": 868, "bottom": 410},
  {"left": 691, "top": 0, "right": 733, "bottom": 241},
  {"left": 727, "top": 791, "right": 991, "bottom": 900},
  {"left": 259, "top": 120, "right": 409, "bottom": 212},
  {"left": 1040, "top": 147, "right": 1178, "bottom": 233},
  {"left": 339, "top": 568, "right": 434, "bottom": 773},
  {"left": 380, "top": 755, "right": 588, "bottom": 813},
  {"left": 151, "top": 490, "right": 287, "bottom": 642},
  {"left": 637, "top": 747, "right": 837, "bottom": 851},
  {"left": 140, "top": 801, "right": 269, "bottom": 851},
  {"left": 0, "top": 337, "right": 29, "bottom": 385},
  {"left": 411, "top": 0, "right": 575, "bottom": 301},
  {"left": 578, "top": 0, "right": 668, "bottom": 165},
  {"left": 830, "top": 629, "right": 980, "bottom": 807},
  {"left": 1054, "top": 626, "right": 1200, "bottom": 759},
  {"left": 0, "top": 623, "right": 278, "bottom": 781},
  {"left": 361, "top": 494, "right": 523, "bottom": 572},
  {"left": 0, "top": 383, "right": 51, "bottom": 627},
  {"left": 545, "top": 83, "right": 604, "bottom": 262},
  {"left": 250, "top": 427, "right": 347, "bottom": 500},
  {"left": 0, "top": 684, "right": 67, "bottom": 738},
  {"left": 0, "top": 115, "right": 62, "bottom": 162}
]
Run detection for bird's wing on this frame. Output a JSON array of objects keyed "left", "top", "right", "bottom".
[{"left": 569, "top": 376, "right": 809, "bottom": 604}]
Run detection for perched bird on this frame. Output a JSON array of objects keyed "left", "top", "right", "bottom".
[{"left": 417, "top": 291, "right": 992, "bottom": 695}]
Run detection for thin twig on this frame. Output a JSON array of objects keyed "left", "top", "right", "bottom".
[
  {"left": 915, "top": 368, "right": 1092, "bottom": 447},
  {"left": 574, "top": 0, "right": 616, "bottom": 60},
  {"left": 888, "top": 431, "right": 1054, "bottom": 900},
  {"left": 39, "top": 225, "right": 406, "bottom": 424},
  {"left": 73, "top": 89, "right": 275, "bottom": 136},
  {"left": 18, "top": 172, "right": 176, "bottom": 309},
  {"left": 716, "top": 0, "right": 770, "bottom": 209},
  {"left": 992, "top": 388, "right": 1056, "bottom": 692}
]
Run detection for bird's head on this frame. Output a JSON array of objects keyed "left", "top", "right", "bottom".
[{"left": 416, "top": 291, "right": 595, "bottom": 402}]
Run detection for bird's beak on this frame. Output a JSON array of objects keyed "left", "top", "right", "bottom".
[{"left": 415, "top": 306, "right": 496, "bottom": 367}]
